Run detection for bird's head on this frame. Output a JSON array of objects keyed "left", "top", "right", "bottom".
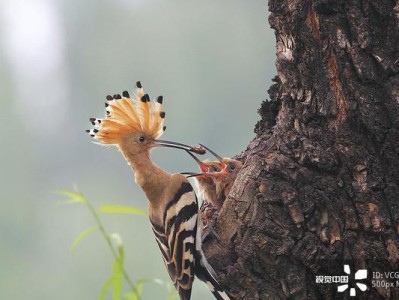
[
  {"left": 87, "top": 81, "right": 205, "bottom": 156},
  {"left": 221, "top": 158, "right": 243, "bottom": 177}
]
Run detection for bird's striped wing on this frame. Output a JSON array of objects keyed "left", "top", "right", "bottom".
[{"left": 151, "top": 181, "right": 198, "bottom": 300}]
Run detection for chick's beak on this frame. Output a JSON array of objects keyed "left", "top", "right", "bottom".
[
  {"left": 181, "top": 172, "right": 217, "bottom": 179},
  {"left": 199, "top": 143, "right": 226, "bottom": 167},
  {"left": 153, "top": 139, "right": 206, "bottom": 155},
  {"left": 185, "top": 151, "right": 209, "bottom": 172}
]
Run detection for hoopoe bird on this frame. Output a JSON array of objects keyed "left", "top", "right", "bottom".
[{"left": 86, "top": 82, "right": 233, "bottom": 300}]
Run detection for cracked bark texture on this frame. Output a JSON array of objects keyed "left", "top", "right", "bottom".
[{"left": 202, "top": 1, "right": 399, "bottom": 299}]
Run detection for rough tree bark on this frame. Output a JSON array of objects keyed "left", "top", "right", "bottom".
[{"left": 203, "top": 1, "right": 399, "bottom": 299}]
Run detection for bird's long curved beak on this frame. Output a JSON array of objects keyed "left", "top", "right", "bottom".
[{"left": 153, "top": 140, "right": 206, "bottom": 155}]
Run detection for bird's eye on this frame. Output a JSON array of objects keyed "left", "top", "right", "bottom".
[
  {"left": 138, "top": 136, "right": 145, "bottom": 143},
  {"left": 211, "top": 166, "right": 220, "bottom": 172},
  {"left": 228, "top": 164, "right": 236, "bottom": 171}
]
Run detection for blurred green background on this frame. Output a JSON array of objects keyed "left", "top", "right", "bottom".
[{"left": 0, "top": 0, "right": 275, "bottom": 299}]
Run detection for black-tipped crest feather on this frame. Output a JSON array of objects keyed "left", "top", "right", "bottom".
[{"left": 87, "top": 81, "right": 166, "bottom": 144}]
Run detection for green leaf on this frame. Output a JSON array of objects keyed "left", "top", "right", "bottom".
[
  {"left": 99, "top": 277, "right": 114, "bottom": 300},
  {"left": 98, "top": 205, "right": 146, "bottom": 216},
  {"left": 70, "top": 226, "right": 98, "bottom": 254},
  {"left": 56, "top": 189, "right": 87, "bottom": 204},
  {"left": 112, "top": 259, "right": 123, "bottom": 300},
  {"left": 111, "top": 233, "right": 124, "bottom": 300},
  {"left": 135, "top": 279, "right": 147, "bottom": 297}
]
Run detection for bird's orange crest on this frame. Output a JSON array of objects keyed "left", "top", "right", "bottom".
[{"left": 87, "top": 81, "right": 166, "bottom": 144}]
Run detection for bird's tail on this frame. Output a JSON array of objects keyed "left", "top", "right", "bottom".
[{"left": 194, "top": 219, "right": 235, "bottom": 300}]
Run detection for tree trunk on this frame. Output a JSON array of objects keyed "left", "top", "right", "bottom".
[{"left": 203, "top": 1, "right": 399, "bottom": 299}]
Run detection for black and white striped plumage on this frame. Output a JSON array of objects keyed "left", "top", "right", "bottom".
[
  {"left": 150, "top": 179, "right": 197, "bottom": 300},
  {"left": 149, "top": 177, "right": 232, "bottom": 300}
]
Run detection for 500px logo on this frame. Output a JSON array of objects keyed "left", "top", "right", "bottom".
[{"left": 371, "top": 272, "right": 399, "bottom": 288}]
